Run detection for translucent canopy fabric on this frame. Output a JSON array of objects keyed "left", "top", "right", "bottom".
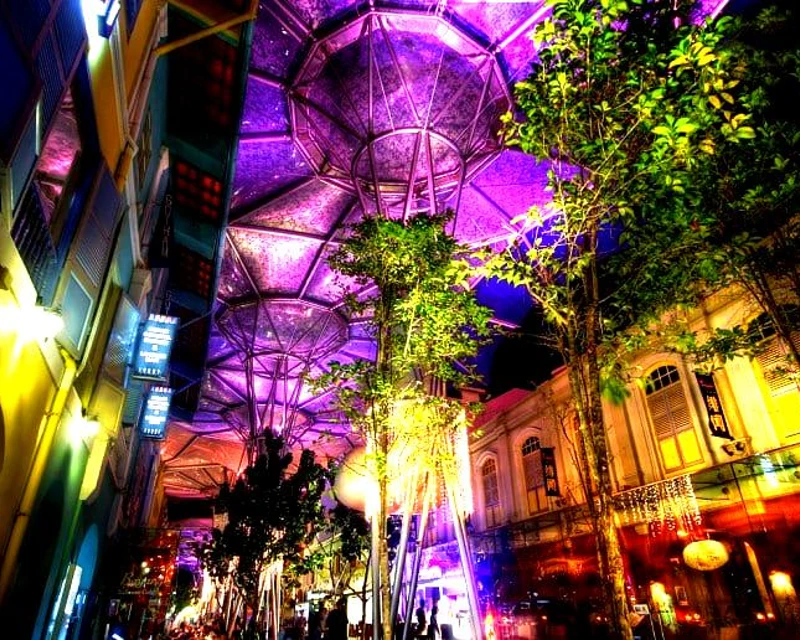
[{"left": 163, "top": 0, "right": 558, "bottom": 496}]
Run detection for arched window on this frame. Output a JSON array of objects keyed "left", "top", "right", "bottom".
[
  {"left": 521, "top": 436, "right": 547, "bottom": 514},
  {"left": 481, "top": 459, "right": 502, "bottom": 528},
  {"left": 645, "top": 365, "right": 702, "bottom": 472}
]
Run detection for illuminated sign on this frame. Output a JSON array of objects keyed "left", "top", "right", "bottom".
[
  {"left": 140, "top": 386, "right": 173, "bottom": 439},
  {"left": 132, "top": 315, "right": 179, "bottom": 381},
  {"left": 694, "top": 373, "right": 733, "bottom": 440}
]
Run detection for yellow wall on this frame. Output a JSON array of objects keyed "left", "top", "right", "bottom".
[
  {"left": 0, "top": 230, "right": 60, "bottom": 555},
  {"left": 122, "top": 1, "right": 163, "bottom": 100},
  {"left": 87, "top": 43, "right": 124, "bottom": 176}
]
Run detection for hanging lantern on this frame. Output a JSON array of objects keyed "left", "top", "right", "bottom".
[{"left": 683, "top": 540, "right": 729, "bottom": 571}]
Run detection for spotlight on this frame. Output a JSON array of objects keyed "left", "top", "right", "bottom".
[{"left": 721, "top": 439, "right": 747, "bottom": 457}]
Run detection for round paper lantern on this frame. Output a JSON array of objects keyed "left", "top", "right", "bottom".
[
  {"left": 683, "top": 540, "right": 729, "bottom": 571},
  {"left": 333, "top": 447, "right": 374, "bottom": 512}
]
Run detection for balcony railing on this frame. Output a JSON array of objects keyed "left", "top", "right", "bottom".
[{"left": 11, "top": 185, "right": 59, "bottom": 306}]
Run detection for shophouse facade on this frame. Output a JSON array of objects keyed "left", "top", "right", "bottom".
[
  {"left": 468, "top": 288, "right": 800, "bottom": 638},
  {"left": 0, "top": 1, "right": 182, "bottom": 636}
]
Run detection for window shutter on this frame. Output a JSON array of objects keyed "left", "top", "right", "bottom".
[
  {"left": 482, "top": 460, "right": 499, "bottom": 506},
  {"left": 522, "top": 450, "right": 541, "bottom": 490},
  {"left": 102, "top": 294, "right": 141, "bottom": 387},
  {"left": 61, "top": 273, "right": 93, "bottom": 351},
  {"left": 757, "top": 333, "right": 800, "bottom": 397},
  {"left": 647, "top": 382, "right": 691, "bottom": 440},
  {"left": 75, "top": 172, "right": 120, "bottom": 286},
  {"left": 123, "top": 379, "right": 146, "bottom": 425},
  {"left": 60, "top": 168, "right": 122, "bottom": 355}
]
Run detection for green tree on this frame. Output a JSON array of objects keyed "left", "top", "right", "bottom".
[
  {"left": 609, "top": 2, "right": 800, "bottom": 375},
  {"left": 314, "top": 500, "right": 370, "bottom": 597},
  {"left": 695, "top": 1, "right": 800, "bottom": 365},
  {"left": 484, "top": 1, "right": 746, "bottom": 637},
  {"left": 317, "top": 211, "right": 493, "bottom": 639},
  {"left": 205, "top": 430, "right": 329, "bottom": 633}
]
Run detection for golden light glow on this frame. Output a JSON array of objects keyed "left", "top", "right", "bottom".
[
  {"left": 70, "top": 416, "right": 100, "bottom": 445},
  {"left": 0, "top": 304, "right": 64, "bottom": 342},
  {"left": 769, "top": 571, "right": 796, "bottom": 599}
]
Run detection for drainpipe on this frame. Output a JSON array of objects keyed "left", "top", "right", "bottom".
[
  {"left": 154, "top": 0, "right": 258, "bottom": 58},
  {"left": 0, "top": 348, "right": 78, "bottom": 604}
]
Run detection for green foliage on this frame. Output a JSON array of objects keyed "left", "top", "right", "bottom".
[
  {"left": 484, "top": 2, "right": 748, "bottom": 637},
  {"left": 316, "top": 210, "right": 493, "bottom": 633},
  {"left": 204, "top": 431, "right": 328, "bottom": 601},
  {"left": 491, "top": 0, "right": 746, "bottom": 360},
  {"left": 315, "top": 210, "right": 493, "bottom": 447},
  {"left": 693, "top": 2, "right": 800, "bottom": 354},
  {"left": 329, "top": 503, "right": 370, "bottom": 564},
  {"left": 327, "top": 210, "right": 493, "bottom": 385}
]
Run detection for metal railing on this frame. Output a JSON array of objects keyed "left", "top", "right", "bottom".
[{"left": 11, "top": 184, "right": 59, "bottom": 306}]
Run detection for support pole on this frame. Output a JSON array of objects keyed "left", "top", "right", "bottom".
[
  {"left": 371, "top": 512, "right": 382, "bottom": 640},
  {"left": 402, "top": 484, "right": 433, "bottom": 640},
  {"left": 390, "top": 472, "right": 422, "bottom": 628},
  {"left": 155, "top": 0, "right": 258, "bottom": 57},
  {"left": 447, "top": 483, "right": 483, "bottom": 640}
]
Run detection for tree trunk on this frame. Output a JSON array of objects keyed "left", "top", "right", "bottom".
[
  {"left": 564, "top": 232, "right": 632, "bottom": 640},
  {"left": 741, "top": 259, "right": 800, "bottom": 369}
]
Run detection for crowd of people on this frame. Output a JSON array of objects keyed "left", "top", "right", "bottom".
[{"left": 159, "top": 596, "right": 444, "bottom": 640}]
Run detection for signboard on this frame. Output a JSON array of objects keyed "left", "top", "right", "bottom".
[
  {"left": 132, "top": 315, "right": 179, "bottom": 381},
  {"left": 140, "top": 386, "right": 173, "bottom": 439},
  {"left": 694, "top": 373, "right": 734, "bottom": 440},
  {"left": 541, "top": 447, "right": 561, "bottom": 497},
  {"left": 633, "top": 603, "right": 650, "bottom": 615}
]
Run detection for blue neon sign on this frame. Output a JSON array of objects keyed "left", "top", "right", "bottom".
[
  {"left": 132, "top": 314, "right": 179, "bottom": 381},
  {"left": 140, "top": 386, "right": 173, "bottom": 439}
]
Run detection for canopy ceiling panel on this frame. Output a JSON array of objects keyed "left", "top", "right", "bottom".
[{"left": 163, "top": 0, "right": 559, "bottom": 497}]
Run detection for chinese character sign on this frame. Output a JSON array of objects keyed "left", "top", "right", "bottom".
[
  {"left": 132, "top": 315, "right": 179, "bottom": 380},
  {"left": 694, "top": 373, "right": 733, "bottom": 440},
  {"left": 141, "top": 387, "right": 173, "bottom": 439},
  {"left": 541, "top": 447, "right": 560, "bottom": 497}
]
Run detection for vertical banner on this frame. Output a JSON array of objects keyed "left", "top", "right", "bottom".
[
  {"left": 541, "top": 447, "right": 561, "bottom": 496},
  {"left": 694, "top": 373, "right": 734, "bottom": 440}
]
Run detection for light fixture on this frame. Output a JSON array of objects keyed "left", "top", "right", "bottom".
[
  {"left": 721, "top": 439, "right": 748, "bottom": 457},
  {"left": 97, "top": 0, "right": 120, "bottom": 37},
  {"left": 0, "top": 264, "right": 11, "bottom": 290},
  {"left": 683, "top": 539, "right": 729, "bottom": 571},
  {"left": 70, "top": 415, "right": 100, "bottom": 445},
  {"left": 0, "top": 304, "right": 64, "bottom": 342}
]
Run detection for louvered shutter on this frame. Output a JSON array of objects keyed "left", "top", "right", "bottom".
[
  {"left": 757, "top": 332, "right": 800, "bottom": 397},
  {"left": 59, "top": 168, "right": 122, "bottom": 354},
  {"left": 102, "top": 294, "right": 141, "bottom": 386},
  {"left": 646, "top": 370, "right": 702, "bottom": 471},
  {"left": 647, "top": 383, "right": 691, "bottom": 439},
  {"left": 482, "top": 460, "right": 499, "bottom": 506},
  {"left": 523, "top": 449, "right": 544, "bottom": 490}
]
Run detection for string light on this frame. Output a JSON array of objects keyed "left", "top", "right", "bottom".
[{"left": 618, "top": 474, "right": 702, "bottom": 538}]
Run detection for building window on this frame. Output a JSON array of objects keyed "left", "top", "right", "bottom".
[
  {"left": 749, "top": 310, "right": 800, "bottom": 397},
  {"left": 645, "top": 365, "right": 702, "bottom": 472},
  {"left": 135, "top": 109, "right": 152, "bottom": 192},
  {"left": 521, "top": 436, "right": 547, "bottom": 515},
  {"left": 481, "top": 459, "right": 502, "bottom": 528}
]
